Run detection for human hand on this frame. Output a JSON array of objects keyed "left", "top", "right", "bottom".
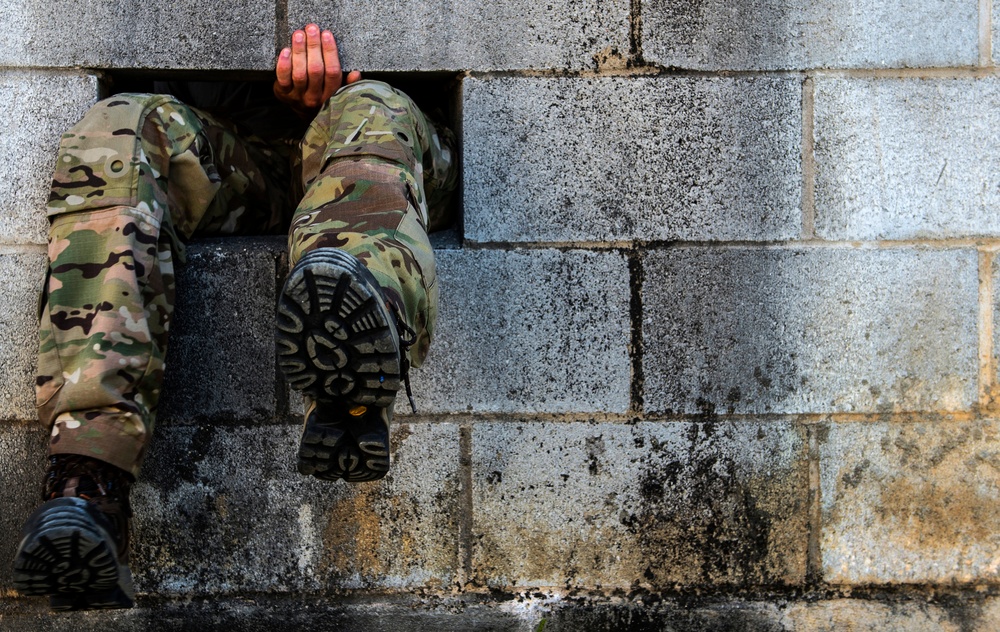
[{"left": 274, "top": 24, "right": 362, "bottom": 117}]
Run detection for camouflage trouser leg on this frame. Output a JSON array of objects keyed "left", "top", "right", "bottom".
[
  {"left": 289, "top": 80, "right": 457, "bottom": 367},
  {"left": 37, "top": 94, "right": 290, "bottom": 476}
]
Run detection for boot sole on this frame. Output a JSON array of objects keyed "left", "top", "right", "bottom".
[
  {"left": 297, "top": 402, "right": 391, "bottom": 482},
  {"left": 12, "top": 497, "right": 134, "bottom": 611},
  {"left": 276, "top": 248, "right": 399, "bottom": 481}
]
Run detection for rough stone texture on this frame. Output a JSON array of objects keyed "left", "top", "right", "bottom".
[
  {"left": 463, "top": 76, "right": 801, "bottom": 244},
  {"left": 0, "top": 1, "right": 275, "bottom": 69},
  {"left": 643, "top": 247, "right": 978, "bottom": 415},
  {"left": 0, "top": 425, "right": 49, "bottom": 595},
  {"left": 642, "top": 0, "right": 977, "bottom": 70},
  {"left": 814, "top": 77, "right": 1000, "bottom": 240},
  {"left": 400, "top": 249, "right": 631, "bottom": 415},
  {"left": 993, "top": 256, "right": 1000, "bottom": 401},
  {"left": 159, "top": 238, "right": 281, "bottom": 424},
  {"left": 994, "top": 1, "right": 1000, "bottom": 67},
  {"left": 5, "top": 594, "right": 1000, "bottom": 630},
  {"left": 820, "top": 419, "right": 1000, "bottom": 584},
  {"left": 781, "top": 599, "right": 988, "bottom": 631},
  {"left": 288, "top": 0, "right": 630, "bottom": 71},
  {"left": 472, "top": 421, "right": 809, "bottom": 589},
  {"left": 0, "top": 251, "right": 46, "bottom": 422},
  {"left": 0, "top": 597, "right": 535, "bottom": 631},
  {"left": 547, "top": 600, "right": 786, "bottom": 631},
  {"left": 0, "top": 71, "right": 97, "bottom": 245},
  {"left": 131, "top": 422, "right": 460, "bottom": 595}
]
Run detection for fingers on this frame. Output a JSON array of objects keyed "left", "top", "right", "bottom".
[
  {"left": 320, "top": 30, "right": 343, "bottom": 103},
  {"left": 275, "top": 48, "right": 293, "bottom": 91},
  {"left": 304, "top": 24, "right": 326, "bottom": 107},
  {"left": 290, "top": 28, "right": 308, "bottom": 88},
  {"left": 274, "top": 24, "right": 359, "bottom": 113}
]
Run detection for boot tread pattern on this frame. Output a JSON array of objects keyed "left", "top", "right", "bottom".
[
  {"left": 276, "top": 249, "right": 400, "bottom": 407},
  {"left": 277, "top": 249, "right": 398, "bottom": 482},
  {"left": 12, "top": 498, "right": 134, "bottom": 610}
]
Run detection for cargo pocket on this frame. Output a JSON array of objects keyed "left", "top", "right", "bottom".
[{"left": 45, "top": 95, "right": 174, "bottom": 219}]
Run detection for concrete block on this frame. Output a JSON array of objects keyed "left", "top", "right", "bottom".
[
  {"left": 0, "top": 71, "right": 97, "bottom": 245},
  {"left": 643, "top": 247, "right": 978, "bottom": 415},
  {"left": 132, "top": 422, "right": 460, "bottom": 595},
  {"left": 820, "top": 420, "right": 1000, "bottom": 584},
  {"left": 643, "top": 0, "right": 977, "bottom": 70},
  {"left": 2, "top": 595, "right": 998, "bottom": 631},
  {"left": 994, "top": 2, "right": 1000, "bottom": 67},
  {"left": 401, "top": 249, "right": 631, "bottom": 414},
  {"left": 781, "top": 599, "right": 977, "bottom": 631},
  {"left": 463, "top": 76, "right": 801, "bottom": 244},
  {"left": 159, "top": 239, "right": 282, "bottom": 424},
  {"left": 0, "top": 251, "right": 46, "bottom": 422},
  {"left": 814, "top": 77, "right": 1000, "bottom": 240},
  {"left": 975, "top": 599, "right": 1000, "bottom": 632},
  {"left": 0, "top": 425, "right": 49, "bottom": 595},
  {"left": 472, "top": 420, "right": 809, "bottom": 589},
  {"left": 546, "top": 601, "right": 785, "bottom": 631},
  {"left": 0, "top": 1, "right": 275, "bottom": 69},
  {"left": 992, "top": 255, "right": 1000, "bottom": 401},
  {"left": 288, "top": 0, "right": 630, "bottom": 71},
  {"left": 0, "top": 596, "right": 538, "bottom": 631}
]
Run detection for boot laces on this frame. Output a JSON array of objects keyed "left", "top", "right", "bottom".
[
  {"left": 43, "top": 454, "right": 134, "bottom": 556},
  {"left": 387, "top": 301, "right": 418, "bottom": 413}
]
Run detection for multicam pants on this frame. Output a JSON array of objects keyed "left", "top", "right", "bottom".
[{"left": 37, "top": 81, "right": 457, "bottom": 477}]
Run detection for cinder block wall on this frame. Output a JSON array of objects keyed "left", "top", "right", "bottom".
[{"left": 3, "top": 0, "right": 1000, "bottom": 629}]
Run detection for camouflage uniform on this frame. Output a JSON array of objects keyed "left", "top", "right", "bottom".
[{"left": 37, "top": 81, "right": 457, "bottom": 477}]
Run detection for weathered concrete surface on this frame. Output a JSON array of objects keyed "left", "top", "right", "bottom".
[
  {"left": 642, "top": 0, "right": 977, "bottom": 70},
  {"left": 401, "top": 249, "right": 631, "bottom": 415},
  {"left": 288, "top": 0, "right": 630, "bottom": 71},
  {"left": 0, "top": 425, "right": 49, "bottom": 595},
  {"left": 0, "top": 71, "right": 97, "bottom": 245},
  {"left": 131, "top": 422, "right": 461, "bottom": 595},
  {"left": 992, "top": 255, "right": 1000, "bottom": 405},
  {"left": 994, "top": 1, "right": 1000, "bottom": 67},
  {"left": 820, "top": 420, "right": 1000, "bottom": 584},
  {"left": 6, "top": 593, "right": 1000, "bottom": 631},
  {"left": 0, "top": 1, "right": 275, "bottom": 69},
  {"left": 472, "top": 421, "right": 809, "bottom": 589},
  {"left": 0, "top": 251, "right": 46, "bottom": 422},
  {"left": 781, "top": 598, "right": 993, "bottom": 631},
  {"left": 643, "top": 247, "right": 978, "bottom": 415},
  {"left": 0, "top": 595, "right": 536, "bottom": 631},
  {"left": 463, "top": 76, "right": 801, "bottom": 244},
  {"left": 0, "top": 420, "right": 461, "bottom": 598},
  {"left": 814, "top": 77, "right": 1000, "bottom": 240},
  {"left": 159, "top": 238, "right": 282, "bottom": 424}
]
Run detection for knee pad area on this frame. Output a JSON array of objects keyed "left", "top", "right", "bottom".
[{"left": 47, "top": 94, "right": 188, "bottom": 219}]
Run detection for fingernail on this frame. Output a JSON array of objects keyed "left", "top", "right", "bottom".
[
  {"left": 307, "top": 25, "right": 318, "bottom": 34},
  {"left": 281, "top": 48, "right": 290, "bottom": 57},
  {"left": 294, "top": 32, "right": 304, "bottom": 42}
]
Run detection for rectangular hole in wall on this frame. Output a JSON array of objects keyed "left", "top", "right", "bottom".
[{"left": 104, "top": 70, "right": 463, "bottom": 248}]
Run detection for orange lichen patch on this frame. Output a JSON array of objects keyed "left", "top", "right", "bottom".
[
  {"left": 980, "top": 384, "right": 1000, "bottom": 414},
  {"left": 320, "top": 486, "right": 384, "bottom": 577},
  {"left": 877, "top": 476, "right": 1000, "bottom": 549}
]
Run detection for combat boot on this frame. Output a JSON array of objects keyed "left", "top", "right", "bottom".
[
  {"left": 276, "top": 247, "right": 414, "bottom": 482},
  {"left": 12, "top": 454, "right": 135, "bottom": 610}
]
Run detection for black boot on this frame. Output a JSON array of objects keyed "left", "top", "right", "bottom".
[
  {"left": 12, "top": 454, "right": 135, "bottom": 610},
  {"left": 276, "top": 248, "right": 415, "bottom": 482}
]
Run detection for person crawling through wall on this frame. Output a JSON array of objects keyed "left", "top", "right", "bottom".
[{"left": 12, "top": 23, "right": 457, "bottom": 611}]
